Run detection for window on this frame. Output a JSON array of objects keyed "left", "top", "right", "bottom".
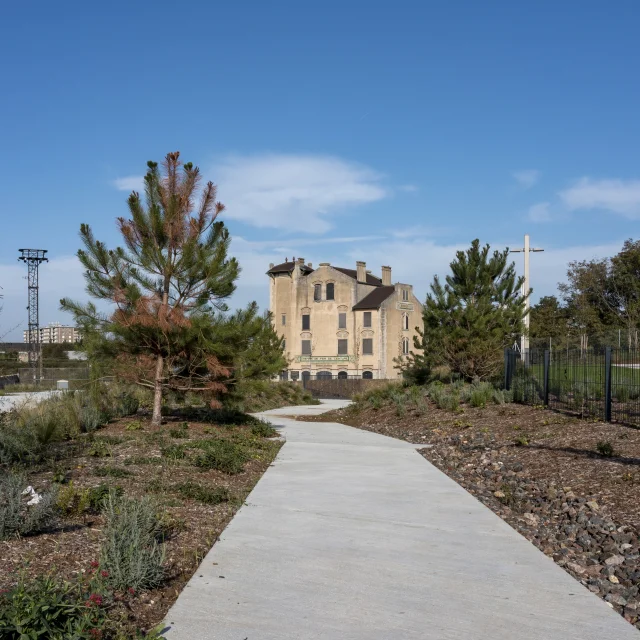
[
  {"left": 363, "top": 311, "right": 372, "bottom": 328},
  {"left": 291, "top": 371, "right": 300, "bottom": 381},
  {"left": 314, "top": 284, "right": 322, "bottom": 301},
  {"left": 301, "top": 340, "right": 311, "bottom": 355},
  {"left": 362, "top": 371, "right": 373, "bottom": 379},
  {"left": 338, "top": 339, "right": 348, "bottom": 355},
  {"left": 317, "top": 371, "right": 332, "bottom": 380},
  {"left": 283, "top": 339, "right": 286, "bottom": 351},
  {"left": 402, "top": 337, "right": 410, "bottom": 355},
  {"left": 279, "top": 370, "right": 289, "bottom": 381},
  {"left": 326, "top": 283, "right": 335, "bottom": 300},
  {"left": 302, "top": 314, "right": 310, "bottom": 330},
  {"left": 281, "top": 314, "right": 286, "bottom": 326},
  {"left": 402, "top": 289, "right": 409, "bottom": 301},
  {"left": 302, "top": 371, "right": 311, "bottom": 381},
  {"left": 362, "top": 338, "right": 373, "bottom": 355},
  {"left": 403, "top": 313, "right": 409, "bottom": 331},
  {"left": 338, "top": 371, "right": 348, "bottom": 379},
  {"left": 338, "top": 313, "right": 347, "bottom": 329}
]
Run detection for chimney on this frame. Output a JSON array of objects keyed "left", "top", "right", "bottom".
[
  {"left": 269, "top": 263, "right": 274, "bottom": 269},
  {"left": 356, "top": 261, "right": 367, "bottom": 283},
  {"left": 307, "top": 262, "right": 313, "bottom": 268},
  {"left": 381, "top": 265, "right": 391, "bottom": 286}
]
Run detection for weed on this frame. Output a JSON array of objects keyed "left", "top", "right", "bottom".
[
  {"left": 99, "top": 493, "right": 165, "bottom": 591},
  {"left": 87, "top": 439, "right": 112, "bottom": 458},
  {"left": 596, "top": 441, "right": 616, "bottom": 457},
  {"left": 94, "top": 465, "right": 134, "bottom": 479},
  {"left": 192, "top": 439, "right": 249, "bottom": 474},
  {"left": 125, "top": 420, "right": 144, "bottom": 431},
  {"left": 169, "top": 422, "right": 189, "bottom": 439},
  {"left": 56, "top": 482, "right": 123, "bottom": 516},
  {"left": 160, "top": 443, "right": 186, "bottom": 461},
  {"left": 125, "top": 455, "right": 162, "bottom": 466},
  {"left": 616, "top": 386, "right": 630, "bottom": 403},
  {"left": 514, "top": 434, "right": 529, "bottom": 446},
  {"left": 174, "top": 481, "right": 230, "bottom": 505},
  {"left": 250, "top": 420, "right": 278, "bottom": 438}
]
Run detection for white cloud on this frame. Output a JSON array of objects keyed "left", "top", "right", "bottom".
[
  {"left": 528, "top": 202, "right": 551, "bottom": 223},
  {"left": 512, "top": 169, "right": 540, "bottom": 189},
  {"left": 559, "top": 177, "right": 640, "bottom": 218},
  {"left": 113, "top": 176, "right": 144, "bottom": 192},
  {"left": 210, "top": 154, "right": 388, "bottom": 233}
]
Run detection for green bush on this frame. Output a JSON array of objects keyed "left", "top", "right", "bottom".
[
  {"left": 94, "top": 465, "right": 134, "bottom": 479},
  {"left": 160, "top": 443, "right": 186, "bottom": 461},
  {"left": 174, "top": 481, "right": 230, "bottom": 505},
  {"left": 193, "top": 439, "right": 249, "bottom": 474},
  {"left": 616, "top": 386, "right": 630, "bottom": 403},
  {"left": 469, "top": 382, "right": 494, "bottom": 408},
  {"left": 596, "top": 441, "right": 616, "bottom": 457},
  {"left": 99, "top": 493, "right": 165, "bottom": 591},
  {"left": 169, "top": 422, "right": 189, "bottom": 439},
  {"left": 0, "top": 473, "right": 58, "bottom": 540},
  {"left": 0, "top": 574, "right": 109, "bottom": 639},
  {"left": 250, "top": 419, "right": 278, "bottom": 438},
  {"left": 56, "top": 482, "right": 123, "bottom": 516}
]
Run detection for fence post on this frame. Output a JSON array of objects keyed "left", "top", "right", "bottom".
[
  {"left": 504, "top": 348, "right": 510, "bottom": 390},
  {"left": 543, "top": 349, "right": 550, "bottom": 406},
  {"left": 604, "top": 347, "right": 612, "bottom": 422}
]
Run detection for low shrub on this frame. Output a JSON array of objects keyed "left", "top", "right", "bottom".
[
  {"left": 514, "top": 434, "right": 530, "bottom": 446},
  {"left": 125, "top": 419, "right": 144, "bottom": 431},
  {"left": 616, "top": 386, "right": 630, "bottom": 403},
  {"left": 596, "top": 441, "right": 616, "bottom": 457},
  {"left": 174, "top": 481, "right": 230, "bottom": 505},
  {"left": 160, "top": 443, "right": 186, "bottom": 461},
  {"left": 56, "top": 482, "right": 123, "bottom": 516},
  {"left": 94, "top": 465, "right": 134, "bottom": 479},
  {"left": 99, "top": 493, "right": 165, "bottom": 591},
  {"left": 0, "top": 473, "right": 58, "bottom": 540},
  {"left": 169, "top": 422, "right": 189, "bottom": 439},
  {"left": 0, "top": 574, "right": 110, "bottom": 639},
  {"left": 193, "top": 439, "right": 249, "bottom": 474},
  {"left": 250, "top": 419, "right": 278, "bottom": 438}
]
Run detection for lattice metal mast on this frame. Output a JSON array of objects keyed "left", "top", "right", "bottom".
[{"left": 18, "top": 249, "right": 48, "bottom": 384}]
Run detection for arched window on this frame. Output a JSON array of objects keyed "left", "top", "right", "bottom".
[
  {"left": 362, "top": 371, "right": 373, "bottom": 379},
  {"left": 326, "top": 283, "right": 335, "bottom": 300},
  {"left": 338, "top": 371, "right": 348, "bottom": 379},
  {"left": 402, "top": 337, "right": 410, "bottom": 355},
  {"left": 403, "top": 313, "right": 409, "bottom": 331}
]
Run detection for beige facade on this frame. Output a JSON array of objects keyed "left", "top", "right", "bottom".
[
  {"left": 23, "top": 323, "right": 82, "bottom": 344},
  {"left": 267, "top": 258, "right": 423, "bottom": 380}
]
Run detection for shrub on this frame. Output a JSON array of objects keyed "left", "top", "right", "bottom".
[
  {"left": 596, "top": 441, "right": 616, "bottom": 457},
  {"left": 99, "top": 493, "right": 165, "bottom": 591},
  {"left": 125, "top": 419, "right": 144, "bottom": 431},
  {"left": 193, "top": 440, "right": 249, "bottom": 474},
  {"left": 56, "top": 482, "right": 123, "bottom": 516},
  {"left": 469, "top": 382, "right": 494, "bottom": 408},
  {"left": 250, "top": 419, "right": 278, "bottom": 438},
  {"left": 160, "top": 443, "right": 186, "bottom": 461},
  {"left": 514, "top": 435, "right": 529, "bottom": 446},
  {"left": 169, "top": 422, "right": 189, "bottom": 439},
  {"left": 0, "top": 574, "right": 110, "bottom": 639},
  {"left": 616, "top": 386, "right": 630, "bottom": 403},
  {"left": 94, "top": 465, "right": 134, "bottom": 479},
  {"left": 174, "top": 481, "right": 230, "bottom": 505},
  {"left": 87, "top": 439, "right": 112, "bottom": 458},
  {"left": 0, "top": 473, "right": 58, "bottom": 540}
]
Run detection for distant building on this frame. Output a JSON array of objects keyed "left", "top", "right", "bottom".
[
  {"left": 267, "top": 258, "right": 423, "bottom": 380},
  {"left": 23, "top": 322, "right": 82, "bottom": 344}
]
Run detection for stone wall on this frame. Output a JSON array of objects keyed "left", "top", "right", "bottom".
[{"left": 303, "top": 378, "right": 398, "bottom": 399}]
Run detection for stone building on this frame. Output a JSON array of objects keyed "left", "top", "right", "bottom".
[{"left": 267, "top": 258, "right": 423, "bottom": 380}]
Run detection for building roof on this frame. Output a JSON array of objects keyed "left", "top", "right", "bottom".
[
  {"left": 267, "top": 261, "right": 314, "bottom": 276},
  {"left": 352, "top": 286, "right": 395, "bottom": 310},
  {"left": 332, "top": 267, "right": 383, "bottom": 286}
]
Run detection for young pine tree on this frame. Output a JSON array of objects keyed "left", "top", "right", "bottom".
[
  {"left": 407, "top": 239, "right": 527, "bottom": 381},
  {"left": 61, "top": 152, "right": 239, "bottom": 425}
]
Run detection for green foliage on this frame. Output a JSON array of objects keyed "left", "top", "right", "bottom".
[
  {"left": 56, "top": 482, "right": 123, "bottom": 516},
  {"left": 514, "top": 434, "right": 530, "bottom": 446},
  {"left": 125, "top": 419, "right": 144, "bottom": 431},
  {"left": 99, "top": 493, "right": 165, "bottom": 591},
  {"left": 0, "top": 473, "right": 58, "bottom": 540},
  {"left": 469, "top": 382, "right": 495, "bottom": 408},
  {"left": 174, "top": 481, "right": 230, "bottom": 505},
  {"left": 169, "top": 422, "right": 189, "bottom": 439},
  {"left": 61, "top": 151, "right": 242, "bottom": 425},
  {"left": 596, "top": 441, "right": 616, "bottom": 457},
  {"left": 250, "top": 419, "right": 278, "bottom": 438},
  {"left": 616, "top": 385, "right": 630, "bottom": 403},
  {"left": 192, "top": 439, "right": 249, "bottom": 474},
  {"left": 406, "top": 239, "right": 527, "bottom": 381},
  {"left": 225, "top": 379, "right": 318, "bottom": 413},
  {"left": 94, "top": 465, "right": 134, "bottom": 479},
  {"left": 0, "top": 574, "right": 110, "bottom": 639},
  {"left": 160, "top": 443, "right": 186, "bottom": 461}
]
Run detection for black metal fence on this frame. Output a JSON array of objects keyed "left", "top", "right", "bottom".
[{"left": 504, "top": 347, "right": 640, "bottom": 425}]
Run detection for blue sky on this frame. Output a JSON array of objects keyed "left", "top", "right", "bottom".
[{"left": 1, "top": 1, "right": 639, "bottom": 339}]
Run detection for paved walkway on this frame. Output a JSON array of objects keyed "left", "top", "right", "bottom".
[{"left": 163, "top": 400, "right": 639, "bottom": 639}]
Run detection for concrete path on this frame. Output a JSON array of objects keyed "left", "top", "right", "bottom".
[{"left": 163, "top": 400, "right": 639, "bottom": 639}]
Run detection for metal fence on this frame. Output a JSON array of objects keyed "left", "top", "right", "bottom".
[{"left": 504, "top": 347, "right": 640, "bottom": 425}]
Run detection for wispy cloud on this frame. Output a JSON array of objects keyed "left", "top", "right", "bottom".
[
  {"left": 559, "top": 177, "right": 640, "bottom": 218},
  {"left": 210, "top": 153, "right": 388, "bottom": 233},
  {"left": 512, "top": 169, "right": 540, "bottom": 189},
  {"left": 528, "top": 201, "right": 551, "bottom": 223},
  {"left": 113, "top": 176, "right": 144, "bottom": 192}
]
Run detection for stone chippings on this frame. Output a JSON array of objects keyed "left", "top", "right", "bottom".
[{"left": 422, "top": 433, "right": 640, "bottom": 629}]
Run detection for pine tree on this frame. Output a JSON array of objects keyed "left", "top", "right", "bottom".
[
  {"left": 61, "top": 152, "right": 240, "bottom": 425},
  {"left": 408, "top": 239, "right": 527, "bottom": 381}
]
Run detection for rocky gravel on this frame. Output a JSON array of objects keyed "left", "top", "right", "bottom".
[{"left": 422, "top": 432, "right": 640, "bottom": 628}]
